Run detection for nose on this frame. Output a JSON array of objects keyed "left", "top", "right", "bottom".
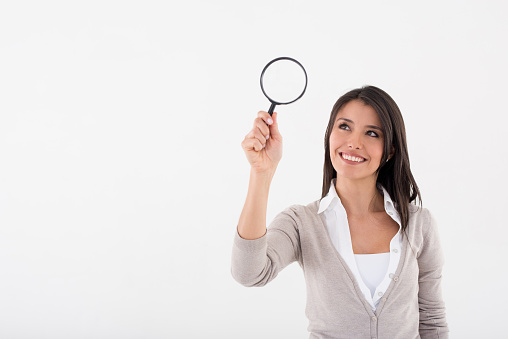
[{"left": 347, "top": 132, "right": 362, "bottom": 149}]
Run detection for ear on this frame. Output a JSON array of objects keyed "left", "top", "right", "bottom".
[{"left": 388, "top": 146, "right": 395, "bottom": 160}]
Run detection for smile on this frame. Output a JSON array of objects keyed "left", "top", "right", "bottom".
[{"left": 340, "top": 152, "right": 366, "bottom": 163}]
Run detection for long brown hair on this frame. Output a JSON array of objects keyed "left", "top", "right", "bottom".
[{"left": 321, "top": 86, "right": 421, "bottom": 232}]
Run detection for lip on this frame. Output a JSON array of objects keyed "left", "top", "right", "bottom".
[{"left": 339, "top": 151, "right": 367, "bottom": 165}]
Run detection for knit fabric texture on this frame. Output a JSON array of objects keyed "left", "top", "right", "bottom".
[{"left": 231, "top": 200, "right": 449, "bottom": 339}]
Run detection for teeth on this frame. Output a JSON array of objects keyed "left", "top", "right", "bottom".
[{"left": 342, "top": 153, "right": 365, "bottom": 162}]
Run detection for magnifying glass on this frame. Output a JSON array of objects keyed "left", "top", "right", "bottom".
[{"left": 260, "top": 57, "right": 308, "bottom": 116}]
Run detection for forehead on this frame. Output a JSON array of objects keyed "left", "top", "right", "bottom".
[{"left": 335, "top": 100, "right": 381, "bottom": 126}]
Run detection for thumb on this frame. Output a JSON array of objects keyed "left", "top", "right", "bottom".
[{"left": 269, "top": 112, "right": 282, "bottom": 139}]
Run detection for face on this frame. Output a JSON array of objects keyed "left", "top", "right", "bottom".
[{"left": 329, "top": 100, "right": 388, "bottom": 183}]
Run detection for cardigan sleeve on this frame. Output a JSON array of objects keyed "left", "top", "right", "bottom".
[
  {"left": 231, "top": 205, "right": 301, "bottom": 287},
  {"left": 417, "top": 208, "right": 450, "bottom": 339}
]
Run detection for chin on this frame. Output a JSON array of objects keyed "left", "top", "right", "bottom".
[
  {"left": 333, "top": 163, "right": 377, "bottom": 181},
  {"left": 336, "top": 171, "right": 365, "bottom": 180}
]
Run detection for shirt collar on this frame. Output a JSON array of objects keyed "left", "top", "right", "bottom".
[
  {"left": 318, "top": 178, "right": 400, "bottom": 225},
  {"left": 318, "top": 178, "right": 340, "bottom": 214}
]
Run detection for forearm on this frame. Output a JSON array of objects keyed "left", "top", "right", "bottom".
[{"left": 237, "top": 169, "right": 276, "bottom": 240}]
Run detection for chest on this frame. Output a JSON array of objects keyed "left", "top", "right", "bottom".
[{"left": 347, "top": 213, "right": 399, "bottom": 254}]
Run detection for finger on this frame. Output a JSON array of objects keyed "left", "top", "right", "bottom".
[
  {"left": 253, "top": 128, "right": 268, "bottom": 146},
  {"left": 268, "top": 112, "right": 281, "bottom": 139},
  {"left": 242, "top": 137, "right": 264, "bottom": 152},
  {"left": 253, "top": 118, "right": 270, "bottom": 139},
  {"left": 245, "top": 129, "right": 267, "bottom": 149},
  {"left": 257, "top": 111, "right": 274, "bottom": 126}
]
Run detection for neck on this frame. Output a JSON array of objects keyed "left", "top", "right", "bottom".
[{"left": 335, "top": 176, "right": 384, "bottom": 217}]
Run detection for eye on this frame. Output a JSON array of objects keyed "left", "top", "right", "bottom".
[
  {"left": 338, "top": 123, "right": 350, "bottom": 130},
  {"left": 366, "top": 130, "right": 379, "bottom": 138}
]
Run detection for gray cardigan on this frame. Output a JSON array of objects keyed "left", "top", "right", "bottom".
[{"left": 231, "top": 200, "right": 449, "bottom": 339}]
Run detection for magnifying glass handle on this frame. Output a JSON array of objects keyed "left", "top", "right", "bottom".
[{"left": 268, "top": 102, "right": 276, "bottom": 116}]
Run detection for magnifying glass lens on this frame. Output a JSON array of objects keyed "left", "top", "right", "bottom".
[{"left": 262, "top": 59, "right": 307, "bottom": 104}]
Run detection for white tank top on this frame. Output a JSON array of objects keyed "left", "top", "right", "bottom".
[{"left": 354, "top": 253, "right": 390, "bottom": 298}]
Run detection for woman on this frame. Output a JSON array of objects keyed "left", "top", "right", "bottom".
[{"left": 231, "top": 86, "right": 449, "bottom": 339}]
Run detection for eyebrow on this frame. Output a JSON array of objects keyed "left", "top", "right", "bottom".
[{"left": 336, "top": 117, "right": 383, "bottom": 132}]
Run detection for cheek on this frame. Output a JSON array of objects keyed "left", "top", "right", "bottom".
[
  {"left": 328, "top": 132, "right": 343, "bottom": 148},
  {"left": 328, "top": 136, "right": 338, "bottom": 158},
  {"left": 368, "top": 140, "right": 385, "bottom": 160},
  {"left": 328, "top": 139, "right": 341, "bottom": 159}
]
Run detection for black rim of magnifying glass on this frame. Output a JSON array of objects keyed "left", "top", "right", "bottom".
[{"left": 260, "top": 56, "right": 308, "bottom": 116}]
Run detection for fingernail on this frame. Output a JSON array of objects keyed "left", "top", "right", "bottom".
[
  {"left": 266, "top": 134, "right": 269, "bottom": 140},
  {"left": 262, "top": 144, "right": 266, "bottom": 148},
  {"left": 267, "top": 118, "right": 273, "bottom": 125}
]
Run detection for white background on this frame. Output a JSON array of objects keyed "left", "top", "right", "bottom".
[{"left": 0, "top": 1, "right": 507, "bottom": 338}]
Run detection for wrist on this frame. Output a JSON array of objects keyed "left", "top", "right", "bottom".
[{"left": 250, "top": 167, "right": 276, "bottom": 181}]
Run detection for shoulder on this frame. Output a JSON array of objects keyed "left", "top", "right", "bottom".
[
  {"left": 271, "top": 199, "right": 321, "bottom": 228},
  {"left": 278, "top": 199, "right": 320, "bottom": 216},
  {"left": 406, "top": 205, "right": 443, "bottom": 258},
  {"left": 408, "top": 205, "right": 438, "bottom": 237}
]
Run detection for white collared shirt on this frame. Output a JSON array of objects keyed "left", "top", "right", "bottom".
[{"left": 317, "top": 178, "right": 402, "bottom": 311}]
